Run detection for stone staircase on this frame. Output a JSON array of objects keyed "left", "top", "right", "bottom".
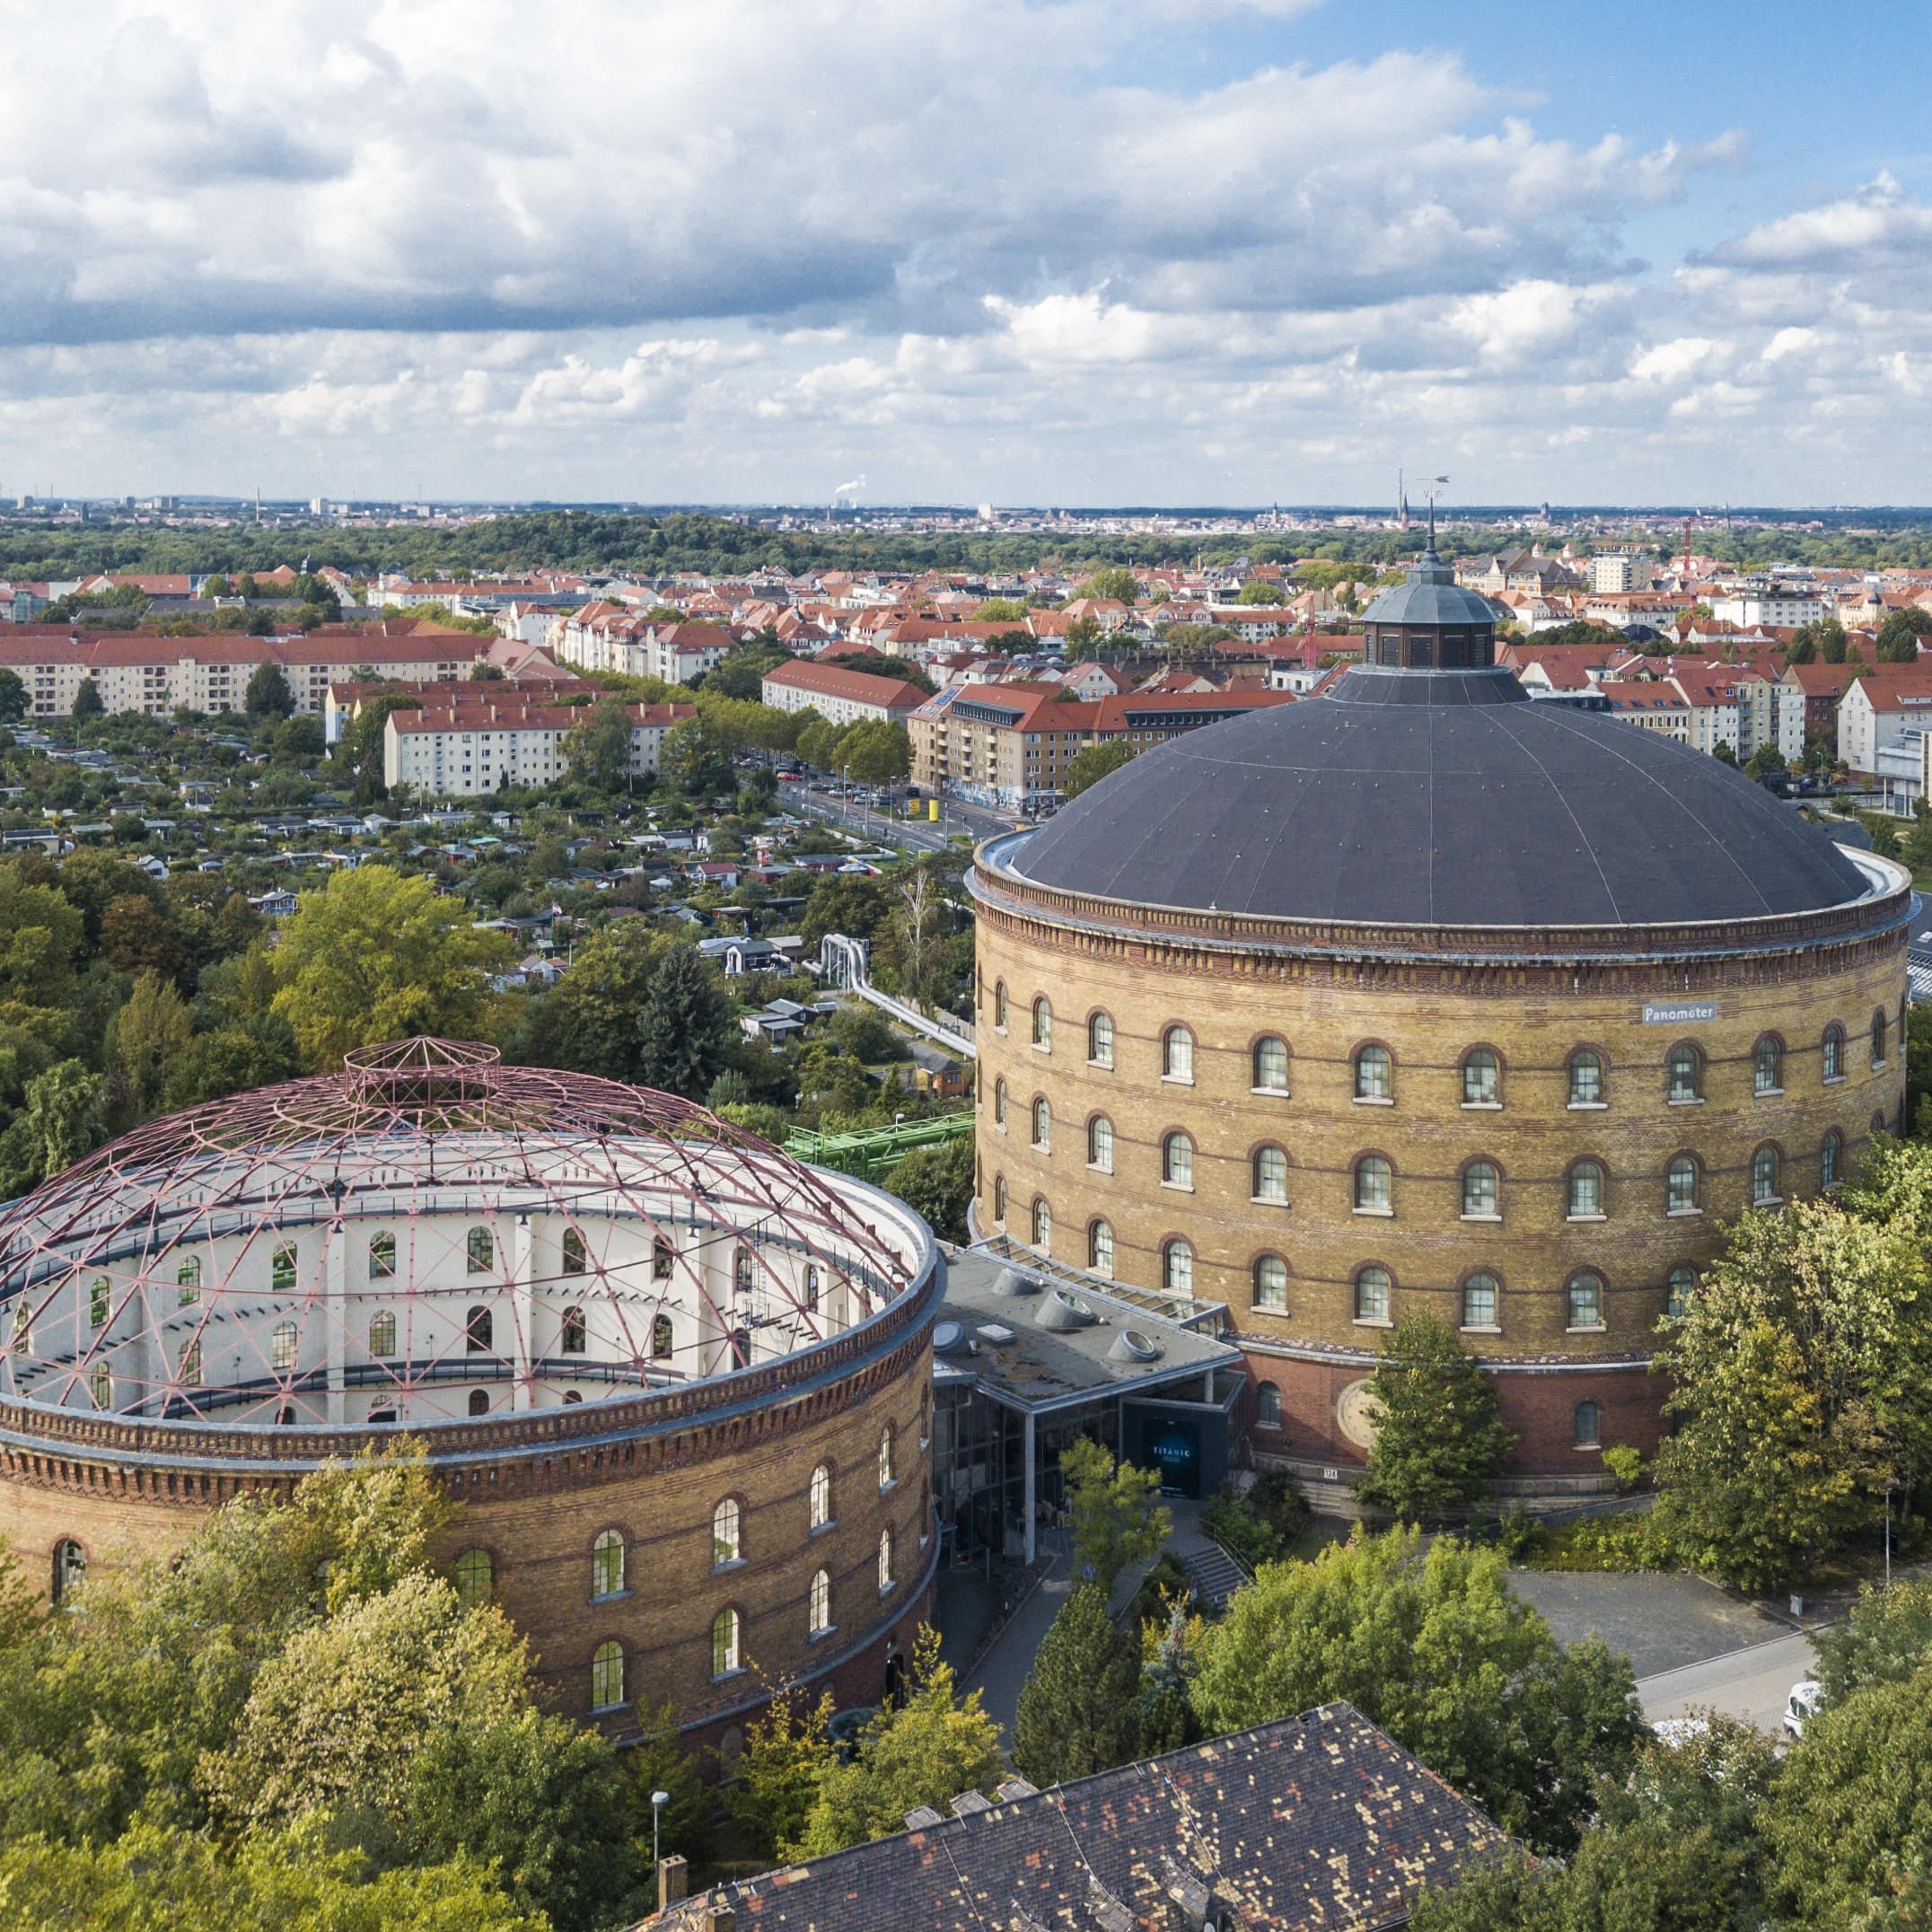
[{"left": 1181, "top": 1541, "right": 1250, "bottom": 1612}]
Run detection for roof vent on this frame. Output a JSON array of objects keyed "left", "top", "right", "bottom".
[
  {"left": 932, "top": 1320, "right": 967, "bottom": 1354},
  {"left": 975, "top": 1323, "right": 1015, "bottom": 1345},
  {"left": 950, "top": 1789, "right": 993, "bottom": 1818},
  {"left": 993, "top": 1266, "right": 1040, "bottom": 1297},
  {"left": 1036, "top": 1289, "right": 1097, "bottom": 1333},
  {"left": 1109, "top": 1329, "right": 1163, "bottom": 1363},
  {"left": 997, "top": 1777, "right": 1039, "bottom": 1803},
  {"left": 903, "top": 1805, "right": 944, "bottom": 1830}
]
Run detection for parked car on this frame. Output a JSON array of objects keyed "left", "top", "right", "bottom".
[{"left": 1783, "top": 1679, "right": 1823, "bottom": 1740}]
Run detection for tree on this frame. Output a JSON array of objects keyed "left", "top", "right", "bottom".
[
  {"left": 837, "top": 719, "right": 911, "bottom": 786},
  {"left": 883, "top": 1136, "right": 973, "bottom": 1243},
  {"left": 1655, "top": 1191, "right": 1932, "bottom": 1588},
  {"left": 974, "top": 598, "right": 1028, "bottom": 620},
  {"left": 515, "top": 921, "right": 671, "bottom": 1085},
  {"left": 99, "top": 892, "right": 188, "bottom": 983},
  {"left": 791, "top": 1629, "right": 1002, "bottom": 1857},
  {"left": 658, "top": 714, "right": 733, "bottom": 796},
  {"left": 1814, "top": 1576, "right": 1932, "bottom": 1706},
  {"left": 886, "top": 857, "right": 952, "bottom": 1006},
  {"left": 795, "top": 715, "right": 843, "bottom": 772},
  {"left": 563, "top": 697, "right": 636, "bottom": 790},
  {"left": 1013, "top": 1584, "right": 1144, "bottom": 1787},
  {"left": 634, "top": 944, "right": 732, "bottom": 1099},
  {"left": 1357, "top": 1313, "right": 1516, "bottom": 1520},
  {"left": 1077, "top": 566, "right": 1137, "bottom": 603},
  {"left": 244, "top": 660, "right": 296, "bottom": 718},
  {"left": 113, "top": 970, "right": 193, "bottom": 1113},
  {"left": 1712, "top": 738, "right": 1739, "bottom": 766},
  {"left": 727, "top": 1682, "right": 837, "bottom": 1861},
  {"left": 268, "top": 867, "right": 512, "bottom": 1069},
  {"left": 1190, "top": 1527, "right": 1641, "bottom": 1852},
  {"left": 70, "top": 677, "right": 104, "bottom": 720},
  {"left": 1063, "top": 740, "right": 1133, "bottom": 798},
  {"left": 0, "top": 869, "right": 85, "bottom": 1021},
  {"left": 1876, "top": 608, "right": 1931, "bottom": 663},
  {"left": 1235, "top": 579, "right": 1287, "bottom": 604},
  {"left": 0, "top": 668, "right": 25, "bottom": 721},
  {"left": 162, "top": 1014, "right": 301, "bottom": 1109},
  {"left": 1061, "top": 1439, "right": 1170, "bottom": 1594},
  {"left": 1063, "top": 614, "right": 1102, "bottom": 656},
  {"left": 0, "top": 1058, "right": 104, "bottom": 1196}
]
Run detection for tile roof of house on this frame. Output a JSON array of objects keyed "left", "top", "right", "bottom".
[
  {"left": 762, "top": 659, "right": 929, "bottom": 711},
  {"left": 389, "top": 700, "right": 692, "bottom": 736},
  {"left": 647, "top": 1704, "right": 1505, "bottom": 1932},
  {"left": 1844, "top": 663, "right": 1932, "bottom": 710}
]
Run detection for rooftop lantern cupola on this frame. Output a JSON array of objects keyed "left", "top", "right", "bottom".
[{"left": 1358, "top": 496, "right": 1501, "bottom": 671}]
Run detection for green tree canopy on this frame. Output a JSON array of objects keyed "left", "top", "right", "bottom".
[
  {"left": 1062, "top": 739, "right": 1133, "bottom": 798},
  {"left": 633, "top": 944, "right": 732, "bottom": 1100},
  {"left": 1235, "top": 579, "right": 1287, "bottom": 604},
  {"left": 1190, "top": 1526, "right": 1640, "bottom": 1851},
  {"left": 70, "top": 677, "right": 104, "bottom": 720},
  {"left": 268, "top": 867, "right": 512, "bottom": 1069},
  {"left": 1061, "top": 1439, "right": 1170, "bottom": 1593},
  {"left": 883, "top": 1135, "right": 973, "bottom": 1243},
  {"left": 1357, "top": 1312, "right": 1516, "bottom": 1520},
  {"left": 563, "top": 696, "right": 637, "bottom": 790},
  {"left": 835, "top": 719, "right": 912, "bottom": 786},
  {"left": 1876, "top": 607, "right": 1932, "bottom": 663},
  {"left": 0, "top": 667, "right": 25, "bottom": 721},
  {"left": 1076, "top": 566, "right": 1137, "bottom": 603},
  {"left": 1013, "top": 1584, "right": 1145, "bottom": 1787},
  {"left": 244, "top": 660, "right": 297, "bottom": 718}
]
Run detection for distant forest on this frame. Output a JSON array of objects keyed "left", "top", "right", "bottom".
[{"left": 7, "top": 509, "right": 1932, "bottom": 581}]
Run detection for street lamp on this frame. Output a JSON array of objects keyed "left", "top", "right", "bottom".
[
  {"left": 1886, "top": 1480, "right": 1897, "bottom": 1590},
  {"left": 651, "top": 1788, "right": 670, "bottom": 1869}
]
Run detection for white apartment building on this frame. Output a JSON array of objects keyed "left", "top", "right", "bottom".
[
  {"left": 1707, "top": 589, "right": 1828, "bottom": 628},
  {"left": 760, "top": 659, "right": 928, "bottom": 726},
  {"left": 1588, "top": 554, "right": 1653, "bottom": 594},
  {"left": 1839, "top": 669, "right": 1932, "bottom": 777},
  {"left": 383, "top": 698, "right": 693, "bottom": 796},
  {"left": 552, "top": 608, "right": 736, "bottom": 685}
]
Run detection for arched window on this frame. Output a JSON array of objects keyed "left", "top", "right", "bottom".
[
  {"left": 1568, "top": 1160, "right": 1605, "bottom": 1218},
  {"left": 650, "top": 1312, "right": 673, "bottom": 1359},
  {"left": 591, "top": 1640, "right": 625, "bottom": 1710},
  {"left": 561, "top": 1304, "right": 587, "bottom": 1354},
  {"left": 652, "top": 1237, "right": 675, "bottom": 1280},
  {"left": 1032, "top": 997, "right": 1052, "bottom": 1049},
  {"left": 809, "top": 1462, "right": 832, "bottom": 1530},
  {"left": 1462, "top": 1049, "right": 1501, "bottom": 1106},
  {"left": 1031, "top": 1096, "right": 1051, "bottom": 1149},
  {"left": 1822, "top": 1130, "right": 1844, "bottom": 1189},
  {"left": 453, "top": 1548, "right": 493, "bottom": 1606},
  {"left": 1568, "top": 1049, "right": 1604, "bottom": 1106},
  {"left": 730, "top": 1325, "right": 751, "bottom": 1367},
  {"left": 1253, "top": 1253, "right": 1288, "bottom": 1311},
  {"left": 466, "top": 1226, "right": 494, "bottom": 1274},
  {"left": 563, "top": 1391, "right": 583, "bottom": 1405},
  {"left": 1666, "top": 1266, "right": 1696, "bottom": 1316},
  {"left": 712, "top": 1607, "right": 741, "bottom": 1676},
  {"left": 271, "top": 1243, "right": 297, "bottom": 1291},
  {"left": 88, "top": 1362, "right": 111, "bottom": 1410},
  {"left": 1574, "top": 1401, "right": 1601, "bottom": 1449},
  {"left": 1256, "top": 1383, "right": 1282, "bottom": 1427},
  {"left": 1754, "top": 1035, "right": 1785, "bottom": 1095},
  {"left": 1088, "top": 1220, "right": 1114, "bottom": 1276},
  {"left": 176, "top": 1256, "right": 201, "bottom": 1304},
  {"left": 1873, "top": 1008, "right": 1889, "bottom": 1067},
  {"left": 1088, "top": 1010, "right": 1114, "bottom": 1067},
  {"left": 1461, "top": 1159, "right": 1499, "bottom": 1217},
  {"left": 1355, "top": 1044, "right": 1392, "bottom": 1102},
  {"left": 368, "top": 1310, "right": 396, "bottom": 1357},
  {"left": 1253, "top": 1036, "right": 1290, "bottom": 1093},
  {"left": 270, "top": 1319, "right": 297, "bottom": 1371},
  {"left": 878, "top": 1529, "right": 896, "bottom": 1593},
  {"left": 993, "top": 980, "right": 1007, "bottom": 1031},
  {"left": 992, "top": 1078, "right": 1006, "bottom": 1128},
  {"left": 1462, "top": 1272, "right": 1498, "bottom": 1329},
  {"left": 368, "top": 1232, "right": 396, "bottom": 1280},
  {"left": 1567, "top": 1272, "right": 1604, "bottom": 1330},
  {"left": 1087, "top": 1115, "right": 1113, "bottom": 1172},
  {"left": 879, "top": 1423, "right": 895, "bottom": 1489},
  {"left": 1666, "top": 1044, "right": 1703, "bottom": 1103},
  {"left": 1031, "top": 1197, "right": 1051, "bottom": 1250},
  {"left": 810, "top": 1568, "right": 831, "bottom": 1636},
  {"left": 1163, "top": 1239, "right": 1193, "bottom": 1295},
  {"left": 1252, "top": 1145, "right": 1289, "bottom": 1204},
  {"left": 1162, "top": 1131, "right": 1193, "bottom": 1188},
  {"left": 50, "top": 1540, "right": 84, "bottom": 1604},
  {"left": 89, "top": 1278, "right": 108, "bottom": 1328},
  {"left": 1162, "top": 1024, "right": 1194, "bottom": 1082},
  {"left": 561, "top": 1228, "right": 587, "bottom": 1277},
  {"left": 1822, "top": 1023, "right": 1845, "bottom": 1083},
  {"left": 180, "top": 1338, "right": 202, "bottom": 1384},
  {"left": 277, "top": 1403, "right": 295, "bottom": 1427},
  {"left": 1752, "top": 1143, "right": 1781, "bottom": 1204},
  {"left": 713, "top": 1497, "right": 742, "bottom": 1566},
  {"left": 804, "top": 1265, "right": 821, "bottom": 1311},
  {"left": 591, "top": 1529, "right": 625, "bottom": 1599},
  {"left": 734, "top": 1248, "right": 758, "bottom": 1296},
  {"left": 465, "top": 1305, "right": 492, "bottom": 1353},
  {"left": 1354, "top": 1266, "right": 1392, "bottom": 1323},
  {"left": 1354, "top": 1155, "right": 1392, "bottom": 1213},
  {"left": 993, "top": 1174, "right": 1007, "bottom": 1224},
  {"left": 468, "top": 1388, "right": 490, "bottom": 1417},
  {"left": 1666, "top": 1155, "right": 1701, "bottom": 1215}
]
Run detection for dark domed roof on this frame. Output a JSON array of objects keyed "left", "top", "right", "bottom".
[
  {"left": 1000, "top": 667, "right": 1878, "bottom": 928},
  {"left": 1358, "top": 549, "right": 1499, "bottom": 629}
]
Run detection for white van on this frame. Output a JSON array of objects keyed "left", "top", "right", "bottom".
[{"left": 1783, "top": 1679, "right": 1823, "bottom": 1740}]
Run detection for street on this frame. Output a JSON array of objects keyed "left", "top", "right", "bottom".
[
  {"left": 1636, "top": 1629, "right": 1817, "bottom": 1732},
  {"left": 788, "top": 778, "right": 1019, "bottom": 854}
]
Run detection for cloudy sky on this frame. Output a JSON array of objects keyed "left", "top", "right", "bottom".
[{"left": 4, "top": 0, "right": 1928, "bottom": 505}]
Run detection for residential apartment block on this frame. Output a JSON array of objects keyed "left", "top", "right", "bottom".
[
  {"left": 759, "top": 659, "right": 929, "bottom": 725},
  {"left": 910, "top": 682, "right": 1293, "bottom": 814},
  {"left": 382, "top": 697, "right": 694, "bottom": 796},
  {"left": 551, "top": 608, "right": 737, "bottom": 683}
]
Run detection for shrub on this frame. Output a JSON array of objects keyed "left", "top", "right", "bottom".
[{"left": 1601, "top": 1445, "right": 1644, "bottom": 1494}]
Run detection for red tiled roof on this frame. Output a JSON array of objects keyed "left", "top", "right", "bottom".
[{"left": 762, "top": 660, "right": 928, "bottom": 711}]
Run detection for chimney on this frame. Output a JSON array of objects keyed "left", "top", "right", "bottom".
[
  {"left": 657, "top": 1855, "right": 688, "bottom": 1907},
  {"left": 707, "top": 1905, "right": 736, "bottom": 1932}
]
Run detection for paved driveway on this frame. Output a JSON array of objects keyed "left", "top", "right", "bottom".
[{"left": 1509, "top": 1568, "right": 1788, "bottom": 1678}]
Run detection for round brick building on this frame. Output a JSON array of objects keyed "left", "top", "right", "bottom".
[
  {"left": 0, "top": 1038, "right": 940, "bottom": 1743},
  {"left": 970, "top": 550, "right": 1910, "bottom": 1487}
]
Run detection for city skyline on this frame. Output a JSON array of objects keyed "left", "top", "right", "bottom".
[{"left": 6, "top": 0, "right": 1929, "bottom": 506}]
